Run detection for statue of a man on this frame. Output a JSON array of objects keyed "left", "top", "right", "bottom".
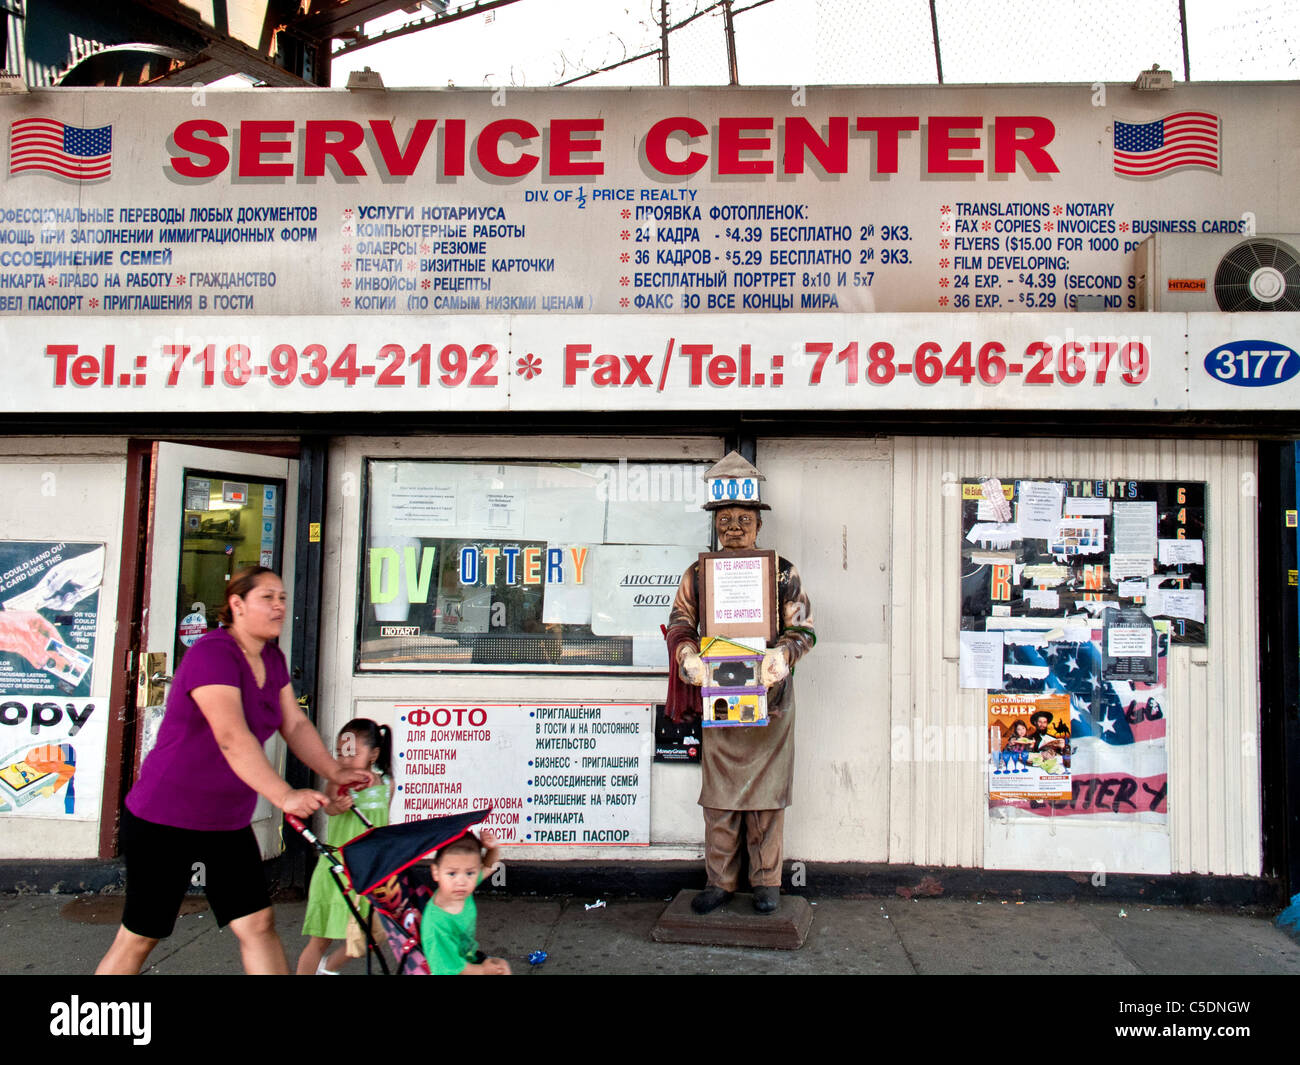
[{"left": 664, "top": 453, "right": 816, "bottom": 914}]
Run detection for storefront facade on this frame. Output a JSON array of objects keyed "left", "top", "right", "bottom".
[{"left": 1, "top": 83, "right": 1296, "bottom": 897}]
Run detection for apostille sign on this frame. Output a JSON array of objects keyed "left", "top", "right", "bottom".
[
  {"left": 0, "top": 84, "right": 1295, "bottom": 318},
  {"left": 386, "top": 700, "right": 652, "bottom": 845}
]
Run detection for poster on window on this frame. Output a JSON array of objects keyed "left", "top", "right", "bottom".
[
  {"left": 386, "top": 700, "right": 652, "bottom": 845},
  {"left": 960, "top": 478, "right": 1206, "bottom": 653},
  {"left": 0, "top": 697, "right": 108, "bottom": 820},
  {"left": 987, "top": 693, "right": 1071, "bottom": 801},
  {"left": 587, "top": 545, "right": 700, "bottom": 636},
  {"left": 0, "top": 541, "right": 105, "bottom": 698},
  {"left": 360, "top": 460, "right": 710, "bottom": 670},
  {"left": 987, "top": 623, "right": 1169, "bottom": 823}
]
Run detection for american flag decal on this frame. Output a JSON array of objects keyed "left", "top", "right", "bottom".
[
  {"left": 1112, "top": 111, "right": 1219, "bottom": 177},
  {"left": 9, "top": 118, "right": 112, "bottom": 181}
]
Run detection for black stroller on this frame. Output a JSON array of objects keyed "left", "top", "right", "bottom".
[{"left": 287, "top": 806, "right": 491, "bottom": 975}]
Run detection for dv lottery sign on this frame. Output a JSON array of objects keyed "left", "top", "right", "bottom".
[
  {"left": 387, "top": 701, "right": 652, "bottom": 846},
  {"left": 0, "top": 84, "right": 1293, "bottom": 317}
]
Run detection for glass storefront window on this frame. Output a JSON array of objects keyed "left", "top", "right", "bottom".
[
  {"left": 358, "top": 459, "right": 711, "bottom": 671},
  {"left": 174, "top": 472, "right": 285, "bottom": 667}
]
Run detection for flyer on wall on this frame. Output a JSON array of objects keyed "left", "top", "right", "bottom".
[{"left": 0, "top": 540, "right": 108, "bottom": 819}]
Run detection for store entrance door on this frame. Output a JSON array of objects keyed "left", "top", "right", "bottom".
[{"left": 139, "top": 443, "right": 298, "bottom": 858}]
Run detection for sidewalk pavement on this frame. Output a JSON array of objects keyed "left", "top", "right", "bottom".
[{"left": 3, "top": 890, "right": 1299, "bottom": 976}]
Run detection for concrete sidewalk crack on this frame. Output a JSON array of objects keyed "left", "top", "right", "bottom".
[
  {"left": 1079, "top": 902, "right": 1144, "bottom": 973},
  {"left": 879, "top": 903, "right": 921, "bottom": 974}
]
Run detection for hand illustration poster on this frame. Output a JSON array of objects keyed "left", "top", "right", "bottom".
[
  {"left": 0, "top": 541, "right": 105, "bottom": 697},
  {"left": 0, "top": 541, "right": 107, "bottom": 820}
]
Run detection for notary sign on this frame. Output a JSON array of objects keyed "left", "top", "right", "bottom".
[{"left": 386, "top": 700, "right": 652, "bottom": 846}]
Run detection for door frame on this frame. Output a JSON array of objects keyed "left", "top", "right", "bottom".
[{"left": 98, "top": 437, "right": 312, "bottom": 858}]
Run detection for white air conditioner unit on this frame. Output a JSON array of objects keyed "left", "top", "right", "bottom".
[{"left": 1135, "top": 233, "right": 1300, "bottom": 311}]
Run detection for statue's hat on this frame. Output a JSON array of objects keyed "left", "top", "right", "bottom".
[{"left": 701, "top": 451, "right": 771, "bottom": 511}]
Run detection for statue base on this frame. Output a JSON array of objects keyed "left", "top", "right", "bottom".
[{"left": 651, "top": 890, "right": 813, "bottom": 950}]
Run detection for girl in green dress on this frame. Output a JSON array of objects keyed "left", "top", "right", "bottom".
[{"left": 296, "top": 718, "right": 393, "bottom": 975}]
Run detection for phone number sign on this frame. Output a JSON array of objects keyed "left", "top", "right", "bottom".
[{"left": 0, "top": 312, "right": 1203, "bottom": 413}]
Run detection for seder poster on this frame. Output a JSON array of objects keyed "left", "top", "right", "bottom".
[
  {"left": 0, "top": 540, "right": 108, "bottom": 819},
  {"left": 988, "top": 693, "right": 1071, "bottom": 801}
]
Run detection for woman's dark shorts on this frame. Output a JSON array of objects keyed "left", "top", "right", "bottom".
[{"left": 120, "top": 806, "right": 271, "bottom": 939}]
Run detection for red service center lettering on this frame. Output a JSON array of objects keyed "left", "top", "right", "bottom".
[
  {"left": 169, "top": 118, "right": 605, "bottom": 179},
  {"left": 168, "top": 114, "right": 1056, "bottom": 180},
  {"left": 642, "top": 114, "right": 1056, "bottom": 176}
]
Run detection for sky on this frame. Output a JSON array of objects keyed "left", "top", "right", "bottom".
[{"left": 327, "top": 0, "right": 1299, "bottom": 89}]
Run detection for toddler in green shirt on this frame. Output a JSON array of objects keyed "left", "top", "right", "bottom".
[{"left": 420, "top": 829, "right": 511, "bottom": 975}]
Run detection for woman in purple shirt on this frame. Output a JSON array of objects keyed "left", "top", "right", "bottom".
[{"left": 96, "top": 566, "right": 370, "bottom": 975}]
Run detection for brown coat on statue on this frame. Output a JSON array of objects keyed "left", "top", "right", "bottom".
[{"left": 663, "top": 453, "right": 816, "bottom": 914}]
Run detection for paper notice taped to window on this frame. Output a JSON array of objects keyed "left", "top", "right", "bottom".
[
  {"left": 1110, "top": 554, "right": 1155, "bottom": 579},
  {"left": 1159, "top": 589, "right": 1205, "bottom": 623},
  {"left": 967, "top": 523, "right": 1021, "bottom": 549},
  {"left": 1158, "top": 539, "right": 1204, "bottom": 566},
  {"left": 980, "top": 478, "right": 1012, "bottom": 522},
  {"left": 1064, "top": 496, "right": 1112, "bottom": 517},
  {"left": 1113, "top": 501, "right": 1158, "bottom": 556},
  {"left": 1016, "top": 481, "right": 1065, "bottom": 539},
  {"left": 1023, "top": 589, "right": 1060, "bottom": 610},
  {"left": 959, "top": 630, "right": 1005, "bottom": 689}
]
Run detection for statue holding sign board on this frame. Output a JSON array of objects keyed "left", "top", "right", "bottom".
[{"left": 664, "top": 452, "right": 816, "bottom": 915}]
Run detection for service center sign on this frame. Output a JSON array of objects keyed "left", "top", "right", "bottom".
[{"left": 1, "top": 83, "right": 1295, "bottom": 319}]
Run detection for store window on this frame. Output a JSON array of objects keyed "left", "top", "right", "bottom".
[
  {"left": 358, "top": 459, "right": 711, "bottom": 671},
  {"left": 175, "top": 471, "right": 285, "bottom": 667}
]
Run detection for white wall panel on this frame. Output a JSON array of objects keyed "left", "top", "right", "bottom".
[
  {"left": 758, "top": 439, "right": 893, "bottom": 863},
  {"left": 319, "top": 431, "right": 1259, "bottom": 876},
  {"left": 0, "top": 438, "right": 127, "bottom": 860}
]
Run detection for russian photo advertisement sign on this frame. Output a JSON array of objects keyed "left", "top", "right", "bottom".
[{"left": 383, "top": 700, "right": 653, "bottom": 845}]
